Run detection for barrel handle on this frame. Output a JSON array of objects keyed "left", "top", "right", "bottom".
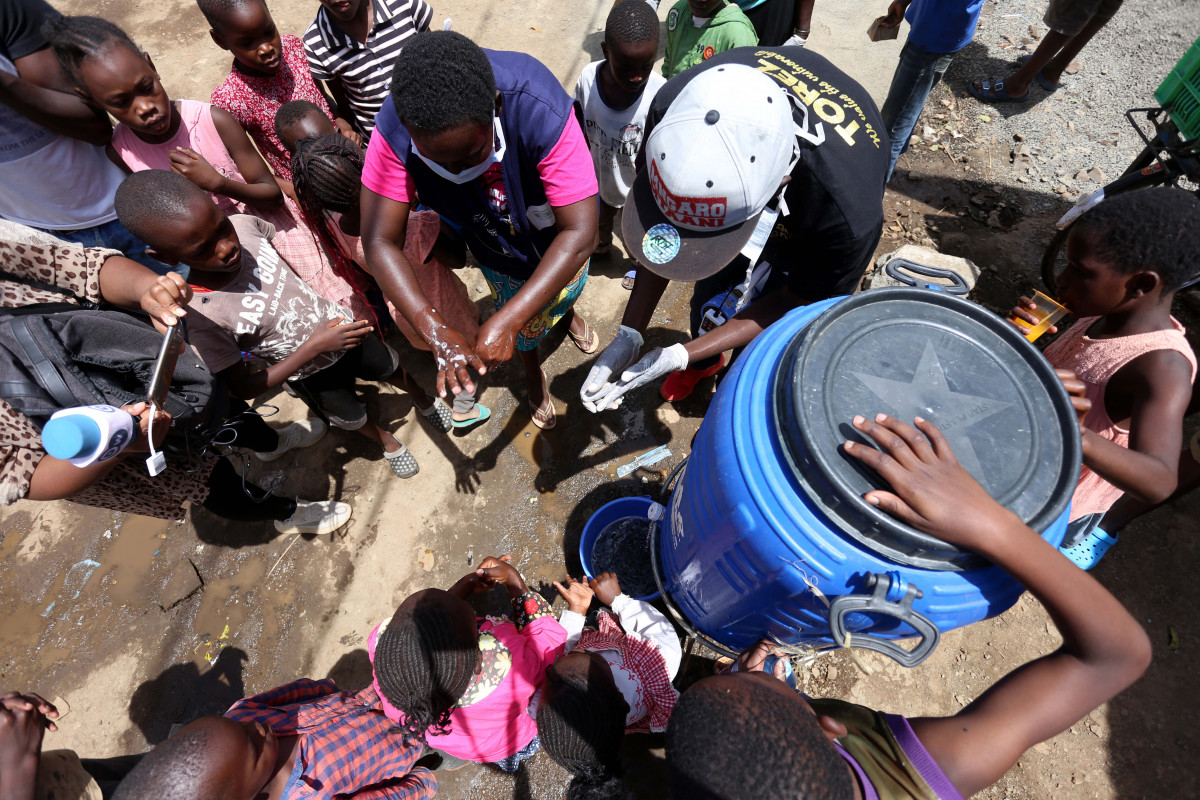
[
  {"left": 883, "top": 258, "right": 971, "bottom": 296},
  {"left": 828, "top": 573, "right": 941, "bottom": 667}
]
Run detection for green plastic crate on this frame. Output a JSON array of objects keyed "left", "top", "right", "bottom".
[{"left": 1156, "top": 37, "right": 1200, "bottom": 142}]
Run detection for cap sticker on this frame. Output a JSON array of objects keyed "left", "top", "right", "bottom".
[
  {"left": 642, "top": 224, "right": 681, "bottom": 264},
  {"left": 649, "top": 160, "right": 728, "bottom": 230}
]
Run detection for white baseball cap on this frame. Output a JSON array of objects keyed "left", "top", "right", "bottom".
[{"left": 623, "top": 63, "right": 796, "bottom": 281}]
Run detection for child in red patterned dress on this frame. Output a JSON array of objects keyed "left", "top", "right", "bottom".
[
  {"left": 538, "top": 571, "right": 682, "bottom": 797},
  {"left": 203, "top": 0, "right": 362, "bottom": 187}
]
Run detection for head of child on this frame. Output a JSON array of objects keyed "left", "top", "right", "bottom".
[
  {"left": 390, "top": 31, "right": 501, "bottom": 178},
  {"left": 115, "top": 170, "right": 243, "bottom": 277},
  {"left": 276, "top": 100, "right": 336, "bottom": 154},
  {"left": 666, "top": 673, "right": 858, "bottom": 800},
  {"left": 373, "top": 588, "right": 482, "bottom": 741},
  {"left": 110, "top": 715, "right": 278, "bottom": 800},
  {"left": 688, "top": 0, "right": 726, "bottom": 19},
  {"left": 602, "top": 0, "right": 660, "bottom": 98},
  {"left": 198, "top": 0, "right": 283, "bottom": 77},
  {"left": 44, "top": 16, "right": 176, "bottom": 142},
  {"left": 537, "top": 651, "right": 630, "bottom": 800},
  {"left": 292, "top": 133, "right": 364, "bottom": 220},
  {"left": 1056, "top": 187, "right": 1200, "bottom": 318},
  {"left": 320, "top": 0, "right": 367, "bottom": 25}
]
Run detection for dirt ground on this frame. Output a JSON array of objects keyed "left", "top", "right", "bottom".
[{"left": 2, "top": 0, "right": 1198, "bottom": 798}]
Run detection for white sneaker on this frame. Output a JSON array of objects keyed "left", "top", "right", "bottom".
[
  {"left": 274, "top": 500, "right": 351, "bottom": 535},
  {"left": 256, "top": 418, "right": 327, "bottom": 462}
]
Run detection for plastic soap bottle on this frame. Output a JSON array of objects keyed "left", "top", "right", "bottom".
[{"left": 41, "top": 405, "right": 135, "bottom": 467}]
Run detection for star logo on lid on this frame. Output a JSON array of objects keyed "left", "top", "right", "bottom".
[{"left": 851, "top": 342, "right": 1013, "bottom": 477}]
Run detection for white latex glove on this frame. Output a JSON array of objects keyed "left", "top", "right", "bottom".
[
  {"left": 782, "top": 32, "right": 808, "bottom": 47},
  {"left": 581, "top": 325, "right": 644, "bottom": 412},
  {"left": 645, "top": 0, "right": 661, "bottom": 9},
  {"left": 589, "top": 343, "right": 689, "bottom": 412}
]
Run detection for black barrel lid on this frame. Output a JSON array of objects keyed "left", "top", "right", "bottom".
[{"left": 773, "top": 287, "right": 1082, "bottom": 571}]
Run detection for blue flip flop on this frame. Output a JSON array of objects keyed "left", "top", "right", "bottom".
[
  {"left": 1060, "top": 527, "right": 1118, "bottom": 570},
  {"left": 1017, "top": 54, "right": 1063, "bottom": 91},
  {"left": 970, "top": 78, "right": 1031, "bottom": 104},
  {"left": 450, "top": 403, "right": 491, "bottom": 430}
]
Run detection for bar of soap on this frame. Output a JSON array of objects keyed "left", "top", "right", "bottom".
[{"left": 868, "top": 16, "right": 899, "bottom": 41}]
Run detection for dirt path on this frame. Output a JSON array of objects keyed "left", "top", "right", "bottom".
[{"left": 1, "top": 1, "right": 1197, "bottom": 798}]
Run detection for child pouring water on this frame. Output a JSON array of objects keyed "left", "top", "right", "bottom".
[
  {"left": 538, "top": 571, "right": 681, "bottom": 798},
  {"left": 1009, "top": 187, "right": 1199, "bottom": 568},
  {"left": 45, "top": 15, "right": 359, "bottom": 326}
]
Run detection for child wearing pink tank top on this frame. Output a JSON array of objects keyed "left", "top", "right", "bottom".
[
  {"left": 109, "top": 99, "right": 362, "bottom": 318},
  {"left": 1011, "top": 188, "right": 1200, "bottom": 569}
]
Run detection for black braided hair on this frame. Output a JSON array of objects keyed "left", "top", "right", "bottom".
[
  {"left": 112, "top": 719, "right": 232, "bottom": 800},
  {"left": 389, "top": 31, "right": 495, "bottom": 133},
  {"left": 373, "top": 595, "right": 480, "bottom": 742},
  {"left": 537, "top": 660, "right": 630, "bottom": 800},
  {"left": 42, "top": 15, "right": 142, "bottom": 85},
  {"left": 196, "top": 0, "right": 267, "bottom": 29},
  {"left": 290, "top": 133, "right": 380, "bottom": 329},
  {"left": 1070, "top": 186, "right": 1200, "bottom": 293},
  {"left": 274, "top": 99, "right": 328, "bottom": 147},
  {"left": 114, "top": 170, "right": 205, "bottom": 246},
  {"left": 666, "top": 675, "right": 855, "bottom": 800},
  {"left": 605, "top": 0, "right": 661, "bottom": 47}
]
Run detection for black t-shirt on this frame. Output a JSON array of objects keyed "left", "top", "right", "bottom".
[
  {"left": 0, "top": 0, "right": 57, "bottom": 61},
  {"left": 643, "top": 46, "right": 888, "bottom": 301}
]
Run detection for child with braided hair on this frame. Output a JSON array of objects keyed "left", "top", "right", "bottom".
[
  {"left": 290, "top": 131, "right": 490, "bottom": 430},
  {"left": 538, "top": 572, "right": 681, "bottom": 795},
  {"left": 368, "top": 555, "right": 567, "bottom": 770}
]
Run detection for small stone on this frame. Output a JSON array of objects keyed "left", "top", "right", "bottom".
[
  {"left": 1064, "top": 60, "right": 1082, "bottom": 75},
  {"left": 970, "top": 193, "right": 987, "bottom": 207},
  {"left": 1068, "top": 120, "right": 1076, "bottom": 133},
  {"left": 418, "top": 548, "right": 435, "bottom": 571},
  {"left": 1087, "top": 166, "right": 1107, "bottom": 182},
  {"left": 909, "top": 135, "right": 921, "bottom": 147},
  {"left": 1017, "top": 176, "right": 1030, "bottom": 183},
  {"left": 1074, "top": 169, "right": 1089, "bottom": 181},
  {"left": 921, "top": 125, "right": 936, "bottom": 142},
  {"left": 656, "top": 407, "right": 681, "bottom": 425},
  {"left": 986, "top": 210, "right": 1002, "bottom": 228},
  {"left": 1013, "top": 132, "right": 1026, "bottom": 142}
]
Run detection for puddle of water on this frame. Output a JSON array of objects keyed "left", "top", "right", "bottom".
[
  {"left": 509, "top": 416, "right": 554, "bottom": 468},
  {"left": 190, "top": 558, "right": 266, "bottom": 666},
  {"left": 102, "top": 515, "right": 172, "bottom": 607}
]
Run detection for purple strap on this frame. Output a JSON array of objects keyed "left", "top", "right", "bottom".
[{"left": 884, "top": 714, "right": 965, "bottom": 799}]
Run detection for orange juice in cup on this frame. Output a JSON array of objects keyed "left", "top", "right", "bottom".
[{"left": 1012, "top": 290, "right": 1069, "bottom": 342}]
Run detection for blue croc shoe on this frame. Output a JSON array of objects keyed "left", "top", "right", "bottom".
[{"left": 1060, "top": 527, "right": 1118, "bottom": 570}]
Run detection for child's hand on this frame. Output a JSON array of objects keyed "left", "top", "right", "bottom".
[
  {"left": 123, "top": 402, "right": 172, "bottom": 453},
  {"left": 0, "top": 692, "right": 58, "bottom": 731},
  {"left": 882, "top": 0, "right": 907, "bottom": 26},
  {"left": 587, "top": 572, "right": 621, "bottom": 606},
  {"left": 0, "top": 691, "right": 57, "bottom": 783},
  {"left": 139, "top": 272, "right": 192, "bottom": 331},
  {"left": 843, "top": 414, "right": 1021, "bottom": 555},
  {"left": 476, "top": 555, "right": 528, "bottom": 598},
  {"left": 168, "top": 147, "right": 226, "bottom": 193},
  {"left": 1055, "top": 369, "right": 1091, "bottom": 428},
  {"left": 334, "top": 118, "right": 363, "bottom": 148},
  {"left": 1008, "top": 296, "right": 1058, "bottom": 335},
  {"left": 734, "top": 640, "right": 789, "bottom": 681},
  {"left": 306, "top": 319, "right": 373, "bottom": 354},
  {"left": 553, "top": 576, "right": 594, "bottom": 615}
]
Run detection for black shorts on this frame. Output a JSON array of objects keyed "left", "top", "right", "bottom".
[
  {"left": 290, "top": 333, "right": 398, "bottom": 429},
  {"left": 744, "top": 0, "right": 796, "bottom": 47}
]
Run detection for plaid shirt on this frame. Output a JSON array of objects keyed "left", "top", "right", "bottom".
[{"left": 225, "top": 679, "right": 436, "bottom": 800}]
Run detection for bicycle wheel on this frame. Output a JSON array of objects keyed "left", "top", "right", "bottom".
[{"left": 1041, "top": 226, "right": 1070, "bottom": 297}]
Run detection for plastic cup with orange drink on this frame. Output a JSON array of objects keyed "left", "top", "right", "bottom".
[{"left": 1011, "top": 290, "right": 1069, "bottom": 342}]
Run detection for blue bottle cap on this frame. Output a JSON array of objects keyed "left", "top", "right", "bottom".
[{"left": 43, "top": 415, "right": 102, "bottom": 460}]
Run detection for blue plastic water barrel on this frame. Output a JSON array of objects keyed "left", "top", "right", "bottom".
[{"left": 660, "top": 288, "right": 1081, "bottom": 664}]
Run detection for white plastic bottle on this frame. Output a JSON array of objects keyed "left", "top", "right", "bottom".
[{"left": 41, "top": 405, "right": 135, "bottom": 468}]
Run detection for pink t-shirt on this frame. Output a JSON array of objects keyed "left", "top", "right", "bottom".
[
  {"left": 361, "top": 117, "right": 597, "bottom": 208},
  {"left": 367, "top": 613, "right": 566, "bottom": 763}
]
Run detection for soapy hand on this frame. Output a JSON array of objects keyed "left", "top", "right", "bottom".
[
  {"left": 587, "top": 343, "right": 689, "bottom": 412},
  {"left": 580, "top": 326, "right": 643, "bottom": 412}
]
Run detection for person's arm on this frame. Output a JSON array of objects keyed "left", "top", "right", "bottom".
[
  {"left": 473, "top": 195, "right": 598, "bottom": 367},
  {"left": 360, "top": 187, "right": 486, "bottom": 397},
  {"left": 0, "top": 47, "right": 111, "bottom": 145},
  {"left": 26, "top": 402, "right": 170, "bottom": 501},
  {"left": 170, "top": 107, "right": 282, "bottom": 208},
  {"left": 880, "top": 0, "right": 911, "bottom": 27},
  {"left": 0, "top": 692, "right": 59, "bottom": 800},
  {"left": 1079, "top": 349, "right": 1193, "bottom": 503},
  {"left": 610, "top": 594, "right": 684, "bottom": 679},
  {"left": 96, "top": 256, "right": 192, "bottom": 328},
  {"left": 219, "top": 318, "right": 373, "bottom": 398},
  {"left": 682, "top": 285, "right": 800, "bottom": 364},
  {"left": 552, "top": 576, "right": 595, "bottom": 652},
  {"left": 843, "top": 414, "right": 1152, "bottom": 798}
]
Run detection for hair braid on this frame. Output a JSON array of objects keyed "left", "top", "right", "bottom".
[
  {"left": 290, "top": 134, "right": 380, "bottom": 329},
  {"left": 537, "top": 664, "right": 630, "bottom": 800},
  {"left": 42, "top": 15, "right": 143, "bottom": 85},
  {"left": 373, "top": 600, "right": 480, "bottom": 742}
]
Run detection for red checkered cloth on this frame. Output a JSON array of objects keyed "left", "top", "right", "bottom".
[
  {"left": 224, "top": 679, "right": 436, "bottom": 800},
  {"left": 577, "top": 611, "right": 679, "bottom": 734}
]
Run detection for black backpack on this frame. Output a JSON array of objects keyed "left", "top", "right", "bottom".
[{"left": 0, "top": 272, "right": 227, "bottom": 443}]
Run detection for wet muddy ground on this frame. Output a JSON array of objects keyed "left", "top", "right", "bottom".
[{"left": 2, "top": 0, "right": 1199, "bottom": 798}]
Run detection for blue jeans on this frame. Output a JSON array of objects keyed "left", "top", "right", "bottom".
[
  {"left": 880, "top": 41, "right": 957, "bottom": 182},
  {"left": 34, "top": 217, "right": 180, "bottom": 278}
]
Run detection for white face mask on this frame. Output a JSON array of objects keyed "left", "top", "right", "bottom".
[{"left": 412, "top": 116, "right": 506, "bottom": 184}]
